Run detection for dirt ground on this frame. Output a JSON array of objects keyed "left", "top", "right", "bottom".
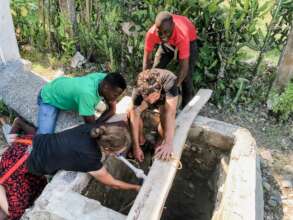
[{"left": 200, "top": 103, "right": 293, "bottom": 220}]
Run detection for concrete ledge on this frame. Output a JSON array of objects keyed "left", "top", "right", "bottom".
[
  {"left": 0, "top": 60, "right": 82, "bottom": 132},
  {"left": 189, "top": 116, "right": 238, "bottom": 150},
  {"left": 212, "top": 128, "right": 263, "bottom": 220},
  {"left": 22, "top": 190, "right": 125, "bottom": 220},
  {"left": 189, "top": 116, "right": 264, "bottom": 220}
]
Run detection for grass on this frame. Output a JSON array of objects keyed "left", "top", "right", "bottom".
[
  {"left": 238, "top": 46, "right": 280, "bottom": 66},
  {"left": 20, "top": 47, "right": 65, "bottom": 80}
]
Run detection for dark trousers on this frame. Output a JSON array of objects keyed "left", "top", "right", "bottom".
[{"left": 152, "top": 41, "right": 198, "bottom": 107}]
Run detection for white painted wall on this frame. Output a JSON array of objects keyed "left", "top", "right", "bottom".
[{"left": 0, "top": 0, "right": 20, "bottom": 64}]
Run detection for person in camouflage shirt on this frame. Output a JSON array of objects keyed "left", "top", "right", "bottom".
[{"left": 129, "top": 68, "right": 178, "bottom": 161}]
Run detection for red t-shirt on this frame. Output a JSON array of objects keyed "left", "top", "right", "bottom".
[{"left": 144, "top": 14, "right": 197, "bottom": 59}]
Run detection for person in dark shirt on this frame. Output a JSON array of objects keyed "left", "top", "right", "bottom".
[
  {"left": 129, "top": 68, "right": 178, "bottom": 162},
  {"left": 0, "top": 118, "right": 139, "bottom": 220}
]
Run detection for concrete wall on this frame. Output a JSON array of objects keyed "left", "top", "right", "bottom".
[{"left": 0, "top": 0, "right": 20, "bottom": 64}]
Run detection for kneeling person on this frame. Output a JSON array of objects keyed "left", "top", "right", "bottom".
[
  {"left": 37, "top": 72, "right": 126, "bottom": 134},
  {"left": 0, "top": 118, "right": 139, "bottom": 220},
  {"left": 129, "top": 68, "right": 178, "bottom": 162}
]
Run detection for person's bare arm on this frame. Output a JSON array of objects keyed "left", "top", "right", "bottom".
[
  {"left": 176, "top": 58, "right": 189, "bottom": 86},
  {"left": 143, "top": 50, "right": 152, "bottom": 71},
  {"left": 129, "top": 107, "right": 141, "bottom": 155},
  {"left": 95, "top": 101, "right": 116, "bottom": 124},
  {"left": 89, "top": 167, "right": 140, "bottom": 191},
  {"left": 9, "top": 117, "right": 36, "bottom": 135},
  {"left": 155, "top": 96, "right": 178, "bottom": 160},
  {"left": 83, "top": 115, "right": 96, "bottom": 124},
  {"left": 129, "top": 101, "right": 149, "bottom": 162}
]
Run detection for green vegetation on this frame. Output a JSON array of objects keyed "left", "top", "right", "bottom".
[
  {"left": 10, "top": 0, "right": 292, "bottom": 118},
  {"left": 0, "top": 100, "right": 15, "bottom": 122},
  {"left": 271, "top": 82, "right": 293, "bottom": 120}
]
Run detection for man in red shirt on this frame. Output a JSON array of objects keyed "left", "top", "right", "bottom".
[{"left": 143, "top": 11, "right": 198, "bottom": 107}]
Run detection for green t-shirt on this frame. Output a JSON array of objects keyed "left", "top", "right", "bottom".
[{"left": 41, "top": 72, "right": 106, "bottom": 116}]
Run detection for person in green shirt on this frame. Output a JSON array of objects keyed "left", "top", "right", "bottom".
[{"left": 37, "top": 72, "right": 126, "bottom": 134}]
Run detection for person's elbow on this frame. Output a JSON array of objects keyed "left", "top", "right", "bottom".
[
  {"left": 107, "top": 108, "right": 115, "bottom": 118},
  {"left": 83, "top": 115, "right": 96, "bottom": 123}
]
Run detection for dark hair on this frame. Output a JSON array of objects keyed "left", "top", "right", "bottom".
[
  {"left": 103, "top": 72, "right": 127, "bottom": 90},
  {"left": 90, "top": 125, "right": 131, "bottom": 152}
]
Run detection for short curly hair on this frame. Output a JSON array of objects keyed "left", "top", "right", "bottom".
[{"left": 136, "top": 69, "right": 162, "bottom": 96}]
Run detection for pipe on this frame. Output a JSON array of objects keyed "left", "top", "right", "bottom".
[{"left": 115, "top": 155, "right": 147, "bottom": 180}]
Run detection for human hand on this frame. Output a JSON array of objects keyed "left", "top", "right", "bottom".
[
  {"left": 133, "top": 147, "right": 144, "bottom": 162},
  {"left": 134, "top": 185, "right": 141, "bottom": 192},
  {"left": 155, "top": 142, "right": 173, "bottom": 161},
  {"left": 145, "top": 92, "right": 160, "bottom": 104}
]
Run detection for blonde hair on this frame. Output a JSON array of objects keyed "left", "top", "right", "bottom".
[{"left": 90, "top": 125, "right": 131, "bottom": 152}]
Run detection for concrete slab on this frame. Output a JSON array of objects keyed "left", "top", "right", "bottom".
[{"left": 0, "top": 60, "right": 83, "bottom": 131}]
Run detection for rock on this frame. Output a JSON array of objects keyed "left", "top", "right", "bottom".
[
  {"left": 281, "top": 178, "right": 293, "bottom": 188},
  {"left": 270, "top": 195, "right": 282, "bottom": 204},
  {"left": 281, "top": 138, "right": 290, "bottom": 147},
  {"left": 268, "top": 199, "right": 278, "bottom": 207},
  {"left": 263, "top": 182, "right": 271, "bottom": 191},
  {"left": 70, "top": 52, "right": 86, "bottom": 68},
  {"left": 260, "top": 150, "right": 273, "bottom": 163},
  {"left": 266, "top": 99, "right": 273, "bottom": 110},
  {"left": 121, "top": 22, "right": 138, "bottom": 37},
  {"left": 188, "top": 183, "right": 195, "bottom": 189},
  {"left": 284, "top": 165, "right": 293, "bottom": 173}
]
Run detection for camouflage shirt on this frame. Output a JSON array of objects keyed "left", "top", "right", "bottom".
[{"left": 132, "top": 68, "right": 178, "bottom": 109}]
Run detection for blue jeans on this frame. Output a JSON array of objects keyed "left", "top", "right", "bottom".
[{"left": 37, "top": 91, "right": 59, "bottom": 134}]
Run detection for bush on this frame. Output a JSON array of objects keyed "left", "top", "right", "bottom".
[
  {"left": 11, "top": 0, "right": 292, "bottom": 106},
  {"left": 271, "top": 82, "right": 293, "bottom": 120}
]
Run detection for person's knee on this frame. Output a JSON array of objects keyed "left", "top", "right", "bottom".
[
  {"left": 0, "top": 185, "right": 9, "bottom": 216},
  {"left": 0, "top": 209, "right": 8, "bottom": 220}
]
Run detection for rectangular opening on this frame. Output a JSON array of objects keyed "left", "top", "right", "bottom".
[{"left": 83, "top": 130, "right": 230, "bottom": 219}]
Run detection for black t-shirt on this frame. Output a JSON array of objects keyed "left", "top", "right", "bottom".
[
  {"left": 27, "top": 123, "right": 103, "bottom": 175},
  {"left": 132, "top": 69, "right": 178, "bottom": 109}
]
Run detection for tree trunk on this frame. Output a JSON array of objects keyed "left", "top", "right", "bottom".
[
  {"left": 273, "top": 24, "right": 293, "bottom": 92},
  {"left": 58, "top": 0, "right": 77, "bottom": 37}
]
